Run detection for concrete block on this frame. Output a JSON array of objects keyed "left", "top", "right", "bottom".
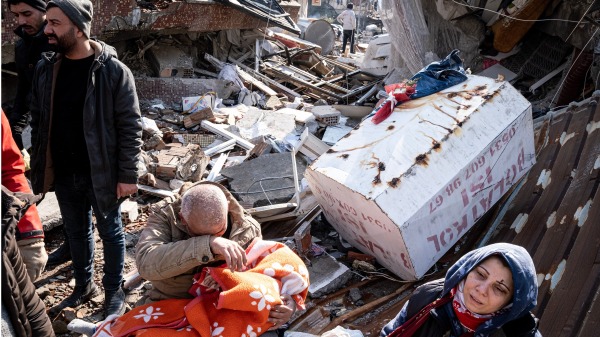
[
  {"left": 236, "top": 108, "right": 298, "bottom": 142},
  {"left": 38, "top": 192, "right": 62, "bottom": 232},
  {"left": 147, "top": 44, "right": 194, "bottom": 78},
  {"left": 221, "top": 152, "right": 307, "bottom": 207},
  {"left": 120, "top": 200, "right": 139, "bottom": 224},
  {"left": 307, "top": 253, "right": 352, "bottom": 298}
]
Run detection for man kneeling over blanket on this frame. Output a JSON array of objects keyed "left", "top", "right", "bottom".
[
  {"left": 89, "top": 238, "right": 309, "bottom": 337},
  {"left": 69, "top": 182, "right": 308, "bottom": 336}
]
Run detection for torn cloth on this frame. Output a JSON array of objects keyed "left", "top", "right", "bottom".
[
  {"left": 370, "top": 50, "right": 468, "bottom": 125},
  {"left": 93, "top": 239, "right": 309, "bottom": 337}
]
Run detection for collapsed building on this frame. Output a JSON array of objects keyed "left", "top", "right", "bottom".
[{"left": 1, "top": 1, "right": 600, "bottom": 336}]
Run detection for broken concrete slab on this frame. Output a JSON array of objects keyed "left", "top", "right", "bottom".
[
  {"left": 236, "top": 108, "right": 298, "bottom": 142},
  {"left": 147, "top": 44, "right": 194, "bottom": 78},
  {"left": 277, "top": 108, "right": 316, "bottom": 125},
  {"left": 307, "top": 253, "right": 352, "bottom": 298},
  {"left": 322, "top": 123, "right": 353, "bottom": 146},
  {"left": 221, "top": 152, "right": 307, "bottom": 207},
  {"left": 39, "top": 192, "right": 62, "bottom": 232}
]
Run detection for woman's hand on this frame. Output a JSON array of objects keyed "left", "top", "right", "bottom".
[{"left": 267, "top": 294, "right": 296, "bottom": 330}]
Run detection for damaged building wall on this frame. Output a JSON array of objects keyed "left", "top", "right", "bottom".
[
  {"left": 378, "top": 0, "right": 485, "bottom": 74},
  {"left": 378, "top": 0, "right": 431, "bottom": 74},
  {"left": 135, "top": 78, "right": 237, "bottom": 106},
  {"left": 1, "top": 0, "right": 300, "bottom": 63}
]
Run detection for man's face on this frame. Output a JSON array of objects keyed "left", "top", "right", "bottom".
[
  {"left": 44, "top": 7, "right": 79, "bottom": 54},
  {"left": 9, "top": 3, "right": 46, "bottom": 36},
  {"left": 186, "top": 216, "right": 227, "bottom": 237}
]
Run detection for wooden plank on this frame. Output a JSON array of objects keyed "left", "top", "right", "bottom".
[
  {"left": 491, "top": 0, "right": 550, "bottom": 52},
  {"left": 201, "top": 120, "right": 254, "bottom": 150},
  {"left": 138, "top": 184, "right": 175, "bottom": 198},
  {"left": 245, "top": 138, "right": 272, "bottom": 161},
  {"left": 207, "top": 152, "right": 229, "bottom": 182},
  {"left": 193, "top": 67, "right": 218, "bottom": 78},
  {"left": 204, "top": 139, "right": 236, "bottom": 157},
  {"left": 227, "top": 56, "right": 302, "bottom": 99},
  {"left": 263, "top": 67, "right": 343, "bottom": 100},
  {"left": 237, "top": 67, "right": 278, "bottom": 96}
]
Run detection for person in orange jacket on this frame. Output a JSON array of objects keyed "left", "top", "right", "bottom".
[{"left": 1, "top": 110, "right": 47, "bottom": 281}]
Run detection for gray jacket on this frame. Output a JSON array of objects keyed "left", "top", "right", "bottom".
[{"left": 29, "top": 40, "right": 142, "bottom": 217}]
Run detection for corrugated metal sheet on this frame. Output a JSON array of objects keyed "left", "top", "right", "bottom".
[{"left": 215, "top": 0, "right": 300, "bottom": 34}]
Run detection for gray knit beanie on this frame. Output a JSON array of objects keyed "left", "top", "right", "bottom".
[
  {"left": 47, "top": 0, "right": 93, "bottom": 38},
  {"left": 7, "top": 0, "right": 47, "bottom": 12}
]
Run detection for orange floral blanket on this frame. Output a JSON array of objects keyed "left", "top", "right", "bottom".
[{"left": 93, "top": 239, "right": 309, "bottom": 337}]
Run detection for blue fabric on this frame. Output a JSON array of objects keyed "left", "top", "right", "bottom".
[
  {"left": 409, "top": 49, "right": 468, "bottom": 99},
  {"left": 54, "top": 173, "right": 124, "bottom": 291},
  {"left": 442, "top": 243, "right": 539, "bottom": 336}
]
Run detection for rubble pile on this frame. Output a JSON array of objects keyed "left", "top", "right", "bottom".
[{"left": 16, "top": 0, "right": 598, "bottom": 335}]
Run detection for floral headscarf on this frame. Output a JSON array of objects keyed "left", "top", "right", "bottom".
[{"left": 442, "top": 243, "right": 538, "bottom": 336}]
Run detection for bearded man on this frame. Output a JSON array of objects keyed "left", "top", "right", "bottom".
[
  {"left": 7, "top": 0, "right": 51, "bottom": 151},
  {"left": 29, "top": 0, "right": 143, "bottom": 319}
]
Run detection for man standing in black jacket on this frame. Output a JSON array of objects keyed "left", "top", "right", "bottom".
[
  {"left": 8, "top": 0, "right": 73, "bottom": 270},
  {"left": 7, "top": 0, "right": 51, "bottom": 151},
  {"left": 29, "top": 0, "right": 143, "bottom": 319}
]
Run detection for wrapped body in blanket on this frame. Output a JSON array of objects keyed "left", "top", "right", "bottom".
[{"left": 91, "top": 239, "right": 309, "bottom": 337}]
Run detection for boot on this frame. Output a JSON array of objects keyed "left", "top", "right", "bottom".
[
  {"left": 104, "top": 287, "right": 126, "bottom": 318},
  {"left": 49, "top": 281, "right": 98, "bottom": 317},
  {"left": 46, "top": 240, "right": 71, "bottom": 267}
]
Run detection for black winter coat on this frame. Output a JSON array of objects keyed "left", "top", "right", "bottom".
[
  {"left": 9, "top": 25, "right": 52, "bottom": 148},
  {"left": 29, "top": 40, "right": 142, "bottom": 217}
]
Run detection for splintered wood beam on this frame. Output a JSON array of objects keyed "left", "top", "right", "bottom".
[
  {"left": 227, "top": 56, "right": 302, "bottom": 99},
  {"left": 318, "top": 283, "right": 413, "bottom": 334},
  {"left": 263, "top": 67, "right": 344, "bottom": 100},
  {"left": 237, "top": 67, "right": 278, "bottom": 96},
  {"left": 204, "top": 53, "right": 225, "bottom": 70}
]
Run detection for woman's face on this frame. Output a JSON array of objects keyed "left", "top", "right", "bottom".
[{"left": 463, "top": 256, "right": 513, "bottom": 314}]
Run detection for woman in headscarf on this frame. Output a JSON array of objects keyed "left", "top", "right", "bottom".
[{"left": 381, "top": 243, "right": 542, "bottom": 337}]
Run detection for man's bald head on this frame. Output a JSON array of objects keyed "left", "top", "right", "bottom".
[{"left": 180, "top": 184, "right": 228, "bottom": 236}]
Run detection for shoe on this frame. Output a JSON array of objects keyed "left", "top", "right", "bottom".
[
  {"left": 49, "top": 282, "right": 98, "bottom": 317},
  {"left": 104, "top": 288, "right": 126, "bottom": 318},
  {"left": 46, "top": 241, "right": 71, "bottom": 267}
]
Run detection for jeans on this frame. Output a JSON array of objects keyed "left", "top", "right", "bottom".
[
  {"left": 342, "top": 30, "right": 355, "bottom": 54},
  {"left": 54, "top": 173, "right": 124, "bottom": 292},
  {"left": 409, "top": 49, "right": 468, "bottom": 99}
]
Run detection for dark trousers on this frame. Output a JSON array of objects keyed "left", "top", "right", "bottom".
[
  {"left": 54, "top": 173, "right": 124, "bottom": 292},
  {"left": 342, "top": 29, "right": 355, "bottom": 54}
]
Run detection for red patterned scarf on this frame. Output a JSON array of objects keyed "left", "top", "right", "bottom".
[{"left": 451, "top": 281, "right": 493, "bottom": 333}]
